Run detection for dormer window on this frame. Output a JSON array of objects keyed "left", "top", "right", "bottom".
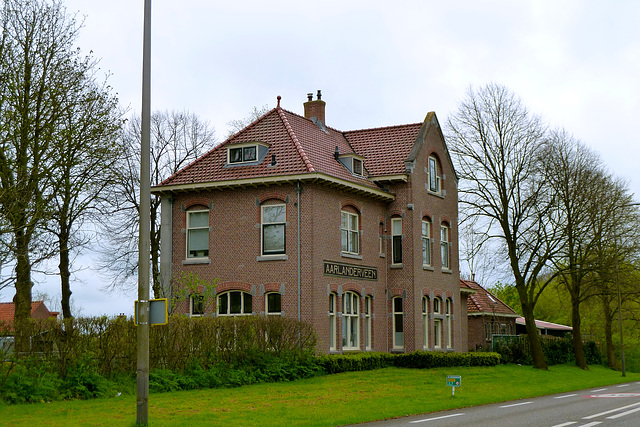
[
  {"left": 226, "top": 142, "right": 269, "bottom": 166},
  {"left": 337, "top": 153, "right": 365, "bottom": 177},
  {"left": 229, "top": 145, "right": 257, "bottom": 164}
]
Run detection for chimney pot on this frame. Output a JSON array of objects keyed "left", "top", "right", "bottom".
[
  {"left": 307, "top": 93, "right": 313, "bottom": 102},
  {"left": 303, "top": 90, "right": 326, "bottom": 126},
  {"left": 317, "top": 90, "right": 322, "bottom": 100}
]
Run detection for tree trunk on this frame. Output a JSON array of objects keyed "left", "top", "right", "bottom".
[
  {"left": 571, "top": 297, "right": 588, "bottom": 369},
  {"left": 520, "top": 298, "right": 548, "bottom": 370},
  {"left": 59, "top": 227, "right": 73, "bottom": 319},
  {"left": 13, "top": 230, "right": 33, "bottom": 353},
  {"left": 601, "top": 294, "right": 615, "bottom": 368}
]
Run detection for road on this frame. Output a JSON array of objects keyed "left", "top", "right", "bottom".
[{"left": 358, "top": 381, "right": 640, "bottom": 427}]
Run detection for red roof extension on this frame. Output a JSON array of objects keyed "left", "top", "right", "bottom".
[{"left": 460, "top": 279, "right": 518, "bottom": 317}]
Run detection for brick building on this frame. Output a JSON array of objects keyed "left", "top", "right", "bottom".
[
  {"left": 152, "top": 92, "right": 469, "bottom": 353},
  {"left": 462, "top": 279, "right": 518, "bottom": 350}
]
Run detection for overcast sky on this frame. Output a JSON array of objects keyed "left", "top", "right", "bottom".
[{"left": 2, "top": 0, "right": 639, "bottom": 317}]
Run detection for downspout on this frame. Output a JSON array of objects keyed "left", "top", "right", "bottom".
[{"left": 296, "top": 181, "right": 302, "bottom": 323}]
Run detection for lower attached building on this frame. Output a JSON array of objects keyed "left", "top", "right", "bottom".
[{"left": 153, "top": 92, "right": 470, "bottom": 353}]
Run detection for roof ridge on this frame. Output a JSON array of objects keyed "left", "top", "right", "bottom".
[
  {"left": 344, "top": 122, "right": 423, "bottom": 134},
  {"left": 277, "top": 107, "right": 315, "bottom": 173}
]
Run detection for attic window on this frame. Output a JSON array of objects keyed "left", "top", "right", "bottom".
[
  {"left": 229, "top": 145, "right": 257, "bottom": 164},
  {"left": 353, "top": 158, "right": 363, "bottom": 176}
]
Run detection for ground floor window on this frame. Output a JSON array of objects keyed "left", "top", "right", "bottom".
[
  {"left": 342, "top": 291, "right": 360, "bottom": 350},
  {"left": 393, "top": 296, "right": 404, "bottom": 349},
  {"left": 365, "top": 296, "right": 372, "bottom": 350},
  {"left": 434, "top": 318, "right": 442, "bottom": 349},
  {"left": 266, "top": 293, "right": 281, "bottom": 315},
  {"left": 446, "top": 298, "right": 453, "bottom": 349},
  {"left": 190, "top": 294, "right": 204, "bottom": 317},
  {"left": 218, "top": 291, "right": 252, "bottom": 316},
  {"left": 422, "top": 296, "right": 429, "bottom": 349},
  {"left": 329, "top": 293, "right": 337, "bottom": 351}
]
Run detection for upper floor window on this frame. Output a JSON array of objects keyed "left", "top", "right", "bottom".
[
  {"left": 337, "top": 153, "right": 366, "bottom": 177},
  {"left": 422, "top": 220, "right": 432, "bottom": 266},
  {"left": 262, "top": 204, "right": 286, "bottom": 255},
  {"left": 441, "top": 224, "right": 450, "bottom": 270},
  {"left": 353, "top": 158, "right": 363, "bottom": 176},
  {"left": 266, "top": 292, "right": 282, "bottom": 315},
  {"left": 341, "top": 211, "right": 359, "bottom": 254},
  {"left": 190, "top": 294, "right": 205, "bottom": 317},
  {"left": 391, "top": 218, "right": 403, "bottom": 265},
  {"left": 428, "top": 156, "right": 441, "bottom": 194},
  {"left": 229, "top": 145, "right": 257, "bottom": 164},
  {"left": 218, "top": 291, "right": 252, "bottom": 316},
  {"left": 186, "top": 210, "right": 209, "bottom": 258},
  {"left": 342, "top": 291, "right": 360, "bottom": 350}
]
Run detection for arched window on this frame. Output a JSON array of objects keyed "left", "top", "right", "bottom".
[
  {"left": 261, "top": 203, "right": 286, "bottom": 255},
  {"left": 342, "top": 291, "right": 360, "bottom": 350},
  {"left": 329, "top": 293, "right": 337, "bottom": 351},
  {"left": 265, "top": 292, "right": 281, "bottom": 315},
  {"left": 393, "top": 296, "right": 404, "bottom": 349},
  {"left": 422, "top": 219, "right": 432, "bottom": 267},
  {"left": 440, "top": 223, "right": 450, "bottom": 270},
  {"left": 428, "top": 155, "right": 441, "bottom": 194},
  {"left": 186, "top": 209, "right": 209, "bottom": 258},
  {"left": 434, "top": 297, "right": 442, "bottom": 349},
  {"left": 422, "top": 296, "right": 430, "bottom": 350},
  {"left": 217, "top": 291, "right": 252, "bottom": 316},
  {"left": 341, "top": 208, "right": 360, "bottom": 255},
  {"left": 365, "top": 295, "right": 372, "bottom": 350},
  {"left": 446, "top": 298, "right": 453, "bottom": 349}
]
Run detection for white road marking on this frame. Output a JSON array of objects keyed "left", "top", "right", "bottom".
[
  {"left": 582, "top": 401, "right": 640, "bottom": 419},
  {"left": 578, "top": 422, "right": 602, "bottom": 427},
  {"left": 591, "top": 388, "right": 607, "bottom": 392},
  {"left": 555, "top": 394, "right": 578, "bottom": 399},
  {"left": 616, "top": 383, "right": 630, "bottom": 388},
  {"left": 606, "top": 405, "right": 640, "bottom": 419},
  {"left": 550, "top": 422, "right": 577, "bottom": 427},
  {"left": 499, "top": 401, "right": 533, "bottom": 408},
  {"left": 408, "top": 413, "right": 465, "bottom": 423}
]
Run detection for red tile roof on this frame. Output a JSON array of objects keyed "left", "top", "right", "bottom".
[
  {"left": 460, "top": 279, "right": 518, "bottom": 317},
  {"left": 155, "top": 100, "right": 433, "bottom": 198},
  {"left": 0, "top": 301, "right": 57, "bottom": 326}
]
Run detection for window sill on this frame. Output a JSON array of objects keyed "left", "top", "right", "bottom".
[
  {"left": 441, "top": 268, "right": 452, "bottom": 274},
  {"left": 423, "top": 265, "right": 434, "bottom": 271},
  {"left": 390, "top": 263, "right": 404, "bottom": 269},
  {"left": 391, "top": 348, "right": 405, "bottom": 354},
  {"left": 427, "top": 190, "right": 445, "bottom": 199},
  {"left": 182, "top": 258, "right": 211, "bottom": 265},
  {"left": 257, "top": 254, "right": 288, "bottom": 262},
  {"left": 341, "top": 252, "right": 363, "bottom": 260}
]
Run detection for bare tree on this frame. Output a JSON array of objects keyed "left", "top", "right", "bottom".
[
  {"left": 46, "top": 75, "right": 124, "bottom": 319},
  {"left": 100, "top": 110, "right": 217, "bottom": 297},
  {"left": 542, "top": 130, "right": 606, "bottom": 369},
  {"left": 0, "top": 0, "right": 99, "bottom": 341},
  {"left": 447, "top": 83, "right": 558, "bottom": 370},
  {"left": 225, "top": 104, "right": 269, "bottom": 139}
]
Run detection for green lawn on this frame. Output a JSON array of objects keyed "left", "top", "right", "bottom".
[{"left": 2, "top": 364, "right": 637, "bottom": 426}]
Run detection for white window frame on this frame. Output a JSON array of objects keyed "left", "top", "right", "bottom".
[
  {"left": 422, "top": 296, "right": 429, "bottom": 350},
  {"left": 217, "top": 291, "right": 252, "bottom": 316},
  {"left": 392, "top": 296, "right": 404, "bottom": 349},
  {"left": 228, "top": 144, "right": 258, "bottom": 164},
  {"left": 391, "top": 218, "right": 402, "bottom": 265},
  {"left": 341, "top": 211, "right": 359, "bottom": 255},
  {"left": 352, "top": 158, "right": 363, "bottom": 176},
  {"left": 266, "top": 292, "right": 282, "bottom": 316},
  {"left": 329, "top": 293, "right": 337, "bottom": 351},
  {"left": 342, "top": 291, "right": 360, "bottom": 350},
  {"left": 186, "top": 210, "right": 209, "bottom": 259},
  {"left": 434, "top": 297, "right": 442, "bottom": 349},
  {"left": 428, "top": 156, "right": 441, "bottom": 194},
  {"left": 365, "top": 296, "right": 372, "bottom": 350},
  {"left": 441, "top": 224, "right": 450, "bottom": 270},
  {"left": 190, "top": 294, "right": 204, "bottom": 317},
  {"left": 446, "top": 298, "right": 453, "bottom": 349},
  {"left": 422, "top": 220, "right": 432, "bottom": 267},
  {"left": 261, "top": 204, "right": 286, "bottom": 255}
]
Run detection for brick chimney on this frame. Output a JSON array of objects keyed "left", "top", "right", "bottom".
[{"left": 303, "top": 90, "right": 326, "bottom": 126}]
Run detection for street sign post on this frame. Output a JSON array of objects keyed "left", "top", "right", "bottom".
[
  {"left": 447, "top": 375, "right": 461, "bottom": 396},
  {"left": 135, "top": 298, "right": 168, "bottom": 326}
]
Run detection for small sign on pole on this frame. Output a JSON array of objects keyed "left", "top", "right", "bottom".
[
  {"left": 135, "top": 298, "right": 168, "bottom": 326},
  {"left": 446, "top": 375, "right": 461, "bottom": 396}
]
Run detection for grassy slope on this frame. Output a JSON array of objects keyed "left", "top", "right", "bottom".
[{"left": 2, "top": 364, "right": 638, "bottom": 426}]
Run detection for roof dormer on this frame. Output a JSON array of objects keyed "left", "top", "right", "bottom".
[
  {"left": 226, "top": 141, "right": 270, "bottom": 166},
  {"left": 335, "top": 148, "right": 366, "bottom": 178}
]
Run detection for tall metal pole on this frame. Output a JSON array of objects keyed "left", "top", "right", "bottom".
[{"left": 137, "top": 0, "right": 152, "bottom": 424}]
